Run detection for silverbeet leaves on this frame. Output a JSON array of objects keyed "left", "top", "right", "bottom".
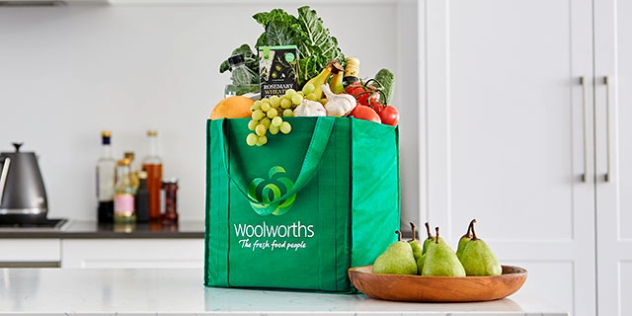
[{"left": 219, "top": 6, "right": 345, "bottom": 88}]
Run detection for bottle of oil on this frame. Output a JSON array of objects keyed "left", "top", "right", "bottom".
[
  {"left": 343, "top": 57, "right": 360, "bottom": 87},
  {"left": 124, "top": 151, "right": 140, "bottom": 194},
  {"left": 113, "top": 158, "right": 135, "bottom": 223},
  {"left": 96, "top": 131, "right": 115, "bottom": 223},
  {"left": 141, "top": 130, "right": 163, "bottom": 222}
]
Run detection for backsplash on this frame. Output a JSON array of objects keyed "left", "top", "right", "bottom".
[{"left": 0, "top": 2, "right": 418, "bottom": 222}]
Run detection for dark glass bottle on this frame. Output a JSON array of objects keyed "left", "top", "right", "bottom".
[
  {"left": 135, "top": 171, "right": 150, "bottom": 223},
  {"left": 162, "top": 178, "right": 178, "bottom": 224},
  {"left": 97, "top": 131, "right": 115, "bottom": 223}
]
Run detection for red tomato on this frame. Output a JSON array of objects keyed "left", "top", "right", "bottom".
[
  {"left": 379, "top": 105, "right": 399, "bottom": 126},
  {"left": 345, "top": 82, "right": 380, "bottom": 106},
  {"left": 350, "top": 105, "right": 381, "bottom": 123},
  {"left": 369, "top": 101, "right": 385, "bottom": 114}
]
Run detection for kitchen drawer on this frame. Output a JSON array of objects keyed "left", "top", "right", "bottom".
[
  {"left": 0, "top": 239, "right": 61, "bottom": 266},
  {"left": 61, "top": 238, "right": 203, "bottom": 268}
]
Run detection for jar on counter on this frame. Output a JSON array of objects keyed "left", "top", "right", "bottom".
[
  {"left": 162, "top": 178, "right": 178, "bottom": 224},
  {"left": 113, "top": 158, "right": 135, "bottom": 224}
]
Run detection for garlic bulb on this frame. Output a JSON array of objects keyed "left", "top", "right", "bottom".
[
  {"left": 321, "top": 84, "right": 357, "bottom": 117},
  {"left": 293, "top": 99, "right": 327, "bottom": 117}
]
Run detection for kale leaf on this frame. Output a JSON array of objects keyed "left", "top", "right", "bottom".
[{"left": 295, "top": 6, "right": 345, "bottom": 85}]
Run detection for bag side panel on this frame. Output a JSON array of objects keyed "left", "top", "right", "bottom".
[
  {"left": 331, "top": 118, "right": 352, "bottom": 291},
  {"left": 350, "top": 120, "right": 400, "bottom": 267},
  {"left": 205, "top": 119, "right": 231, "bottom": 287}
]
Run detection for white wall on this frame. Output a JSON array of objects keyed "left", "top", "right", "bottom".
[{"left": 0, "top": 2, "right": 418, "bottom": 222}]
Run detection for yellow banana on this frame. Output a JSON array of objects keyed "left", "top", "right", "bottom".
[
  {"left": 304, "top": 61, "right": 343, "bottom": 100},
  {"left": 329, "top": 66, "right": 344, "bottom": 94}
]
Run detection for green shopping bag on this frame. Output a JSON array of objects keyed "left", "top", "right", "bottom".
[{"left": 205, "top": 116, "right": 400, "bottom": 292}]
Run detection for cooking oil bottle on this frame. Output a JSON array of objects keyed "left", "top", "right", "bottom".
[{"left": 141, "top": 130, "right": 162, "bottom": 222}]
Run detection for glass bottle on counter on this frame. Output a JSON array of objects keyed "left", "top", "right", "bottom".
[
  {"left": 135, "top": 171, "right": 150, "bottom": 223},
  {"left": 162, "top": 178, "right": 179, "bottom": 224},
  {"left": 124, "top": 151, "right": 140, "bottom": 194},
  {"left": 96, "top": 130, "right": 115, "bottom": 223},
  {"left": 113, "top": 158, "right": 136, "bottom": 224},
  {"left": 141, "top": 130, "right": 162, "bottom": 222}
]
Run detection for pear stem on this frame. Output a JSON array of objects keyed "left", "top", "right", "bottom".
[
  {"left": 409, "top": 222, "right": 417, "bottom": 241},
  {"left": 435, "top": 227, "right": 440, "bottom": 244},
  {"left": 467, "top": 219, "right": 477, "bottom": 238},
  {"left": 396, "top": 230, "right": 402, "bottom": 242},
  {"left": 425, "top": 222, "right": 433, "bottom": 238},
  {"left": 471, "top": 220, "right": 479, "bottom": 241}
]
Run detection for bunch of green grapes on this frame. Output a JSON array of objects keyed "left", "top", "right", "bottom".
[
  {"left": 300, "top": 83, "right": 328, "bottom": 105},
  {"left": 246, "top": 89, "right": 304, "bottom": 146}
]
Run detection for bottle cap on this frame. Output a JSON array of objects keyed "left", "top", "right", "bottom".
[
  {"left": 124, "top": 152, "right": 135, "bottom": 161},
  {"left": 117, "top": 158, "right": 131, "bottom": 166},
  {"left": 138, "top": 171, "right": 147, "bottom": 179},
  {"left": 228, "top": 54, "right": 245, "bottom": 66},
  {"left": 147, "top": 130, "right": 158, "bottom": 137},
  {"left": 345, "top": 57, "right": 360, "bottom": 66},
  {"left": 101, "top": 130, "right": 111, "bottom": 137},
  {"left": 163, "top": 178, "right": 178, "bottom": 184}
]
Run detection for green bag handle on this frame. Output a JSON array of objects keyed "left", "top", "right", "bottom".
[{"left": 219, "top": 117, "right": 335, "bottom": 206}]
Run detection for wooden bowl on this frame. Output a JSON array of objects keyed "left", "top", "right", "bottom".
[{"left": 348, "top": 265, "right": 527, "bottom": 302}]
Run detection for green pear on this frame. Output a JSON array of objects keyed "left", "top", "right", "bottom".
[
  {"left": 372, "top": 230, "right": 418, "bottom": 275},
  {"left": 408, "top": 222, "right": 422, "bottom": 261},
  {"left": 417, "top": 222, "right": 436, "bottom": 274},
  {"left": 456, "top": 219, "right": 476, "bottom": 260},
  {"left": 459, "top": 221, "right": 502, "bottom": 276},
  {"left": 416, "top": 252, "right": 426, "bottom": 275},
  {"left": 422, "top": 227, "right": 466, "bottom": 277},
  {"left": 422, "top": 222, "right": 446, "bottom": 255}
]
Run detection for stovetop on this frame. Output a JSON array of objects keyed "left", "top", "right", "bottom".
[{"left": 0, "top": 218, "right": 68, "bottom": 231}]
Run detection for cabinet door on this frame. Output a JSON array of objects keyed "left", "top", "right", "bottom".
[
  {"left": 0, "top": 239, "right": 60, "bottom": 267},
  {"left": 61, "top": 239, "right": 204, "bottom": 268},
  {"left": 424, "top": 1, "right": 595, "bottom": 315},
  {"left": 594, "top": 1, "right": 632, "bottom": 315}
]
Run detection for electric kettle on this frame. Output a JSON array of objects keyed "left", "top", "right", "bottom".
[{"left": 0, "top": 142, "right": 48, "bottom": 224}]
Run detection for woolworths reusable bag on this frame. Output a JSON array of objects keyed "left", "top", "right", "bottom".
[{"left": 205, "top": 116, "right": 400, "bottom": 292}]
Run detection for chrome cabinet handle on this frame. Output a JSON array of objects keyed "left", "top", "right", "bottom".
[
  {"left": 0, "top": 157, "right": 11, "bottom": 204},
  {"left": 580, "top": 76, "right": 588, "bottom": 182},
  {"left": 604, "top": 76, "right": 612, "bottom": 182}
]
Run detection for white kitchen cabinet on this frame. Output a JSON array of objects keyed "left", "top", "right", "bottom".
[
  {"left": 423, "top": 1, "right": 596, "bottom": 315},
  {"left": 61, "top": 239, "right": 204, "bottom": 268},
  {"left": 593, "top": 1, "right": 632, "bottom": 315}
]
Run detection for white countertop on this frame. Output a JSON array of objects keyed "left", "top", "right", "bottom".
[{"left": 0, "top": 268, "right": 567, "bottom": 315}]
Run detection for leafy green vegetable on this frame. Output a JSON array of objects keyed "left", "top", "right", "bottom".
[
  {"left": 254, "top": 10, "right": 302, "bottom": 48},
  {"left": 253, "top": 9, "right": 298, "bottom": 28},
  {"left": 374, "top": 68, "right": 395, "bottom": 104},
  {"left": 219, "top": 6, "right": 345, "bottom": 88},
  {"left": 295, "top": 6, "right": 345, "bottom": 86},
  {"left": 219, "top": 44, "right": 259, "bottom": 81},
  {"left": 264, "top": 21, "right": 301, "bottom": 47},
  {"left": 225, "top": 84, "right": 260, "bottom": 96}
]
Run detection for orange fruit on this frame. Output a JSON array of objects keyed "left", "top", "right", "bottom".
[{"left": 210, "top": 96, "right": 254, "bottom": 120}]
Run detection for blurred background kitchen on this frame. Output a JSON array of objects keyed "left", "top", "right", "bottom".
[{"left": 1, "top": 1, "right": 631, "bottom": 316}]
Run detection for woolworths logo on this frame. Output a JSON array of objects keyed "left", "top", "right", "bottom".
[{"left": 248, "top": 166, "right": 296, "bottom": 216}]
